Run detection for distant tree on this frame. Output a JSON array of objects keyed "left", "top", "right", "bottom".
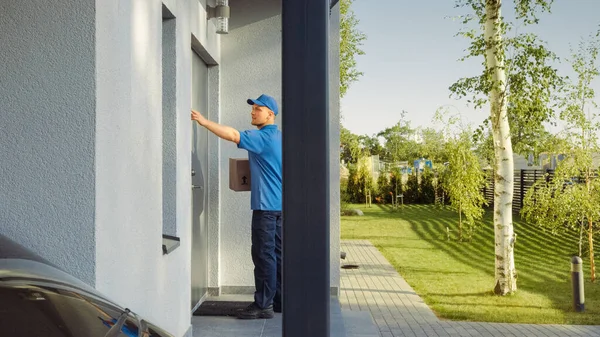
[
  {"left": 441, "top": 131, "right": 487, "bottom": 241},
  {"left": 389, "top": 168, "right": 403, "bottom": 206},
  {"left": 378, "top": 111, "right": 419, "bottom": 162},
  {"left": 420, "top": 168, "right": 437, "bottom": 204},
  {"left": 418, "top": 127, "right": 449, "bottom": 164},
  {"left": 359, "top": 134, "right": 385, "bottom": 158},
  {"left": 522, "top": 33, "right": 600, "bottom": 282},
  {"left": 340, "top": 126, "right": 362, "bottom": 164},
  {"left": 340, "top": 0, "right": 366, "bottom": 98},
  {"left": 340, "top": 127, "right": 386, "bottom": 164},
  {"left": 404, "top": 174, "right": 420, "bottom": 204},
  {"left": 376, "top": 171, "right": 390, "bottom": 204},
  {"left": 451, "top": 0, "right": 558, "bottom": 295},
  {"left": 346, "top": 156, "right": 374, "bottom": 203}
]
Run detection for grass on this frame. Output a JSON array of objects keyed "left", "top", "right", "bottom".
[{"left": 341, "top": 203, "right": 600, "bottom": 325}]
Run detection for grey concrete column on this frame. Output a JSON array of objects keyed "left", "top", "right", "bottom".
[{"left": 282, "top": 0, "right": 330, "bottom": 336}]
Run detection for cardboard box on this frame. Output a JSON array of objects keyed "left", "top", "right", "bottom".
[{"left": 229, "top": 158, "right": 251, "bottom": 191}]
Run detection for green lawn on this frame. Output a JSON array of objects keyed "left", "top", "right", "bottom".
[{"left": 341, "top": 204, "right": 600, "bottom": 325}]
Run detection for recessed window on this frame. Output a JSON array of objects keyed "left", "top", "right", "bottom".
[{"left": 162, "top": 4, "right": 177, "bottom": 237}]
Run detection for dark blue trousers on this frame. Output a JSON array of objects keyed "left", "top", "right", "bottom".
[{"left": 251, "top": 210, "right": 282, "bottom": 309}]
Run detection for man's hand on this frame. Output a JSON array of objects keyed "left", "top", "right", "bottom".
[{"left": 191, "top": 109, "right": 207, "bottom": 126}]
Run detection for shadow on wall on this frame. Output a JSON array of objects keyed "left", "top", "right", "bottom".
[{"left": 228, "top": 0, "right": 280, "bottom": 30}]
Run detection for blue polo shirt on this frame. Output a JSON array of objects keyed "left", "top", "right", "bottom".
[{"left": 237, "top": 125, "right": 282, "bottom": 211}]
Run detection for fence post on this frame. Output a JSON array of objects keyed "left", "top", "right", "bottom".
[{"left": 520, "top": 169, "right": 525, "bottom": 210}]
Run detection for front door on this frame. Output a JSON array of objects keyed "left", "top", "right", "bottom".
[{"left": 191, "top": 50, "right": 209, "bottom": 309}]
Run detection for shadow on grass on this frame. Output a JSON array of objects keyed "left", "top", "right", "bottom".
[
  {"left": 397, "top": 204, "right": 600, "bottom": 324},
  {"left": 340, "top": 287, "right": 417, "bottom": 296},
  {"left": 431, "top": 300, "right": 549, "bottom": 310},
  {"left": 428, "top": 291, "right": 493, "bottom": 297}
]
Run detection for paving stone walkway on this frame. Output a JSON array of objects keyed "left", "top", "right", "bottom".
[{"left": 340, "top": 240, "right": 600, "bottom": 337}]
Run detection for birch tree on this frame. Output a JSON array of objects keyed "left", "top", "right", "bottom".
[
  {"left": 522, "top": 33, "right": 600, "bottom": 282},
  {"left": 451, "top": 0, "right": 556, "bottom": 295}
]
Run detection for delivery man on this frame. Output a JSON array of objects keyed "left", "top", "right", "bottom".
[{"left": 191, "top": 94, "right": 282, "bottom": 319}]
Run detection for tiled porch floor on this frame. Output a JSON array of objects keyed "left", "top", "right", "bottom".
[{"left": 191, "top": 295, "right": 378, "bottom": 337}]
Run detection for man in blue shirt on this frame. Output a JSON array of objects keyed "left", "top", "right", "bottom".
[{"left": 191, "top": 94, "right": 282, "bottom": 319}]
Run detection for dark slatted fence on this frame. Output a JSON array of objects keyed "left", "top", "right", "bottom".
[{"left": 483, "top": 169, "right": 555, "bottom": 213}]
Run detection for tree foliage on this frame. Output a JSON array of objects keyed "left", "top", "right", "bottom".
[
  {"left": 404, "top": 174, "right": 420, "bottom": 204},
  {"left": 340, "top": 126, "right": 385, "bottom": 164},
  {"left": 346, "top": 156, "right": 374, "bottom": 203},
  {"left": 340, "top": 0, "right": 366, "bottom": 98},
  {"left": 377, "top": 111, "right": 419, "bottom": 162},
  {"left": 451, "top": 1, "right": 561, "bottom": 156},
  {"left": 441, "top": 131, "right": 487, "bottom": 241},
  {"left": 420, "top": 169, "right": 437, "bottom": 204},
  {"left": 418, "top": 127, "right": 450, "bottom": 164},
  {"left": 522, "top": 33, "right": 600, "bottom": 282},
  {"left": 340, "top": 126, "right": 363, "bottom": 164},
  {"left": 375, "top": 171, "right": 391, "bottom": 204}
]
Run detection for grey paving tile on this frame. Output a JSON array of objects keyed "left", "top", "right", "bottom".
[
  {"left": 192, "top": 316, "right": 264, "bottom": 337},
  {"left": 337, "top": 240, "right": 600, "bottom": 337}
]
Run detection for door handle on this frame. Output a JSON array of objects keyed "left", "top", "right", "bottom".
[{"left": 192, "top": 185, "right": 203, "bottom": 190}]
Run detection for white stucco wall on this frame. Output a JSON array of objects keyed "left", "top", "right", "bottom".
[
  {"left": 207, "top": 65, "right": 222, "bottom": 290},
  {"left": 219, "top": 14, "right": 282, "bottom": 288},
  {"left": 329, "top": 4, "right": 342, "bottom": 294},
  {"left": 0, "top": 0, "right": 96, "bottom": 285},
  {"left": 95, "top": 0, "right": 219, "bottom": 335}
]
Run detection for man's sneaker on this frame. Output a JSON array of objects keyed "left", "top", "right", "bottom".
[
  {"left": 273, "top": 303, "right": 282, "bottom": 313},
  {"left": 237, "top": 303, "right": 274, "bottom": 319}
]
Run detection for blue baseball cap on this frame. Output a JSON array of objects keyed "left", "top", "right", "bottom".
[{"left": 247, "top": 94, "right": 279, "bottom": 115}]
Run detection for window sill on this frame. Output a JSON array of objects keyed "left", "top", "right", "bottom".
[{"left": 162, "top": 234, "right": 180, "bottom": 255}]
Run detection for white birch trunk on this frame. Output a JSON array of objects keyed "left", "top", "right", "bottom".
[{"left": 484, "top": 0, "right": 517, "bottom": 295}]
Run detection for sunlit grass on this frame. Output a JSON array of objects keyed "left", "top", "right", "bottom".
[{"left": 341, "top": 204, "right": 600, "bottom": 324}]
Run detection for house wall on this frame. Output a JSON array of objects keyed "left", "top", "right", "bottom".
[
  {"left": 329, "top": 3, "right": 342, "bottom": 295},
  {"left": 0, "top": 0, "right": 97, "bottom": 285},
  {"left": 95, "top": 0, "right": 218, "bottom": 335},
  {"left": 219, "top": 12, "right": 282, "bottom": 289}
]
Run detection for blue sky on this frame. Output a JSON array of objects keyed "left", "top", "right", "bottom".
[{"left": 341, "top": 0, "right": 600, "bottom": 137}]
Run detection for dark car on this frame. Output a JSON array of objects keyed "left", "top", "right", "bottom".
[{"left": 0, "top": 234, "right": 174, "bottom": 337}]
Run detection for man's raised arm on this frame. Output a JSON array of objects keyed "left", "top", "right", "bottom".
[{"left": 191, "top": 109, "right": 240, "bottom": 144}]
